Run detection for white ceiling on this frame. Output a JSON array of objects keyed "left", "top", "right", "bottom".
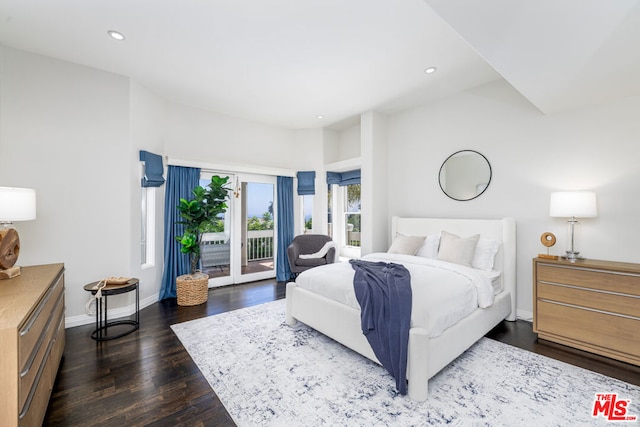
[
  {"left": 426, "top": 0, "right": 640, "bottom": 114},
  {"left": 0, "top": 0, "right": 638, "bottom": 129}
]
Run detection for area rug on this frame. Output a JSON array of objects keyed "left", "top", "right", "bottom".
[{"left": 171, "top": 300, "right": 639, "bottom": 426}]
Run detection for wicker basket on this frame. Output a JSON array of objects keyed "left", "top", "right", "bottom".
[{"left": 176, "top": 273, "right": 209, "bottom": 306}]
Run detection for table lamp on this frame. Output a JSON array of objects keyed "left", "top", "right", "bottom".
[
  {"left": 549, "top": 191, "right": 597, "bottom": 261},
  {"left": 0, "top": 187, "right": 37, "bottom": 279}
]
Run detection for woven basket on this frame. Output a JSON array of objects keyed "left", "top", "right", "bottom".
[{"left": 176, "top": 272, "right": 209, "bottom": 306}]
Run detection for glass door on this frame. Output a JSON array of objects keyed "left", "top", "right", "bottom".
[
  {"left": 199, "top": 171, "right": 277, "bottom": 287},
  {"left": 200, "top": 171, "right": 234, "bottom": 287},
  {"left": 234, "top": 174, "right": 277, "bottom": 283}
]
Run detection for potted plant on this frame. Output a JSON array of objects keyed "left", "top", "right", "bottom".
[{"left": 175, "top": 175, "right": 231, "bottom": 306}]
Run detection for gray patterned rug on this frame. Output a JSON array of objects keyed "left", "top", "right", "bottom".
[{"left": 171, "top": 300, "right": 639, "bottom": 426}]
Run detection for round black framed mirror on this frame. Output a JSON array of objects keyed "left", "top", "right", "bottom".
[{"left": 438, "top": 150, "right": 492, "bottom": 201}]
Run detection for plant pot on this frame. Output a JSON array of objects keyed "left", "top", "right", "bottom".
[{"left": 176, "top": 272, "right": 209, "bottom": 306}]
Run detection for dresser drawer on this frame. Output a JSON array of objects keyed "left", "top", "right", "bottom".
[
  {"left": 537, "top": 264, "right": 640, "bottom": 296},
  {"left": 537, "top": 282, "right": 640, "bottom": 318},
  {"left": 21, "top": 312, "right": 65, "bottom": 427},
  {"left": 537, "top": 300, "right": 640, "bottom": 363},
  {"left": 18, "top": 293, "right": 64, "bottom": 413},
  {"left": 0, "top": 263, "right": 65, "bottom": 427},
  {"left": 18, "top": 274, "right": 64, "bottom": 366}
]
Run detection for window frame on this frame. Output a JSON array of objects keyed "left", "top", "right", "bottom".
[
  {"left": 330, "top": 183, "right": 361, "bottom": 259},
  {"left": 140, "top": 185, "right": 156, "bottom": 269}
]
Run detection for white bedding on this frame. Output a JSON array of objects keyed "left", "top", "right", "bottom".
[{"left": 295, "top": 252, "right": 496, "bottom": 338}]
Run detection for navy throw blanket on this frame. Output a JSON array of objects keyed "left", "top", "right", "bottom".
[{"left": 350, "top": 259, "right": 412, "bottom": 395}]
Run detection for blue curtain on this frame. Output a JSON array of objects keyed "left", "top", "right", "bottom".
[
  {"left": 296, "top": 171, "right": 316, "bottom": 195},
  {"left": 326, "top": 169, "right": 360, "bottom": 186},
  {"left": 276, "top": 176, "right": 294, "bottom": 281},
  {"left": 139, "top": 150, "right": 165, "bottom": 187},
  {"left": 159, "top": 165, "right": 201, "bottom": 300}
]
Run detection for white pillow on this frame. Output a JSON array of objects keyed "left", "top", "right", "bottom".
[
  {"left": 387, "top": 233, "right": 425, "bottom": 256},
  {"left": 415, "top": 233, "right": 441, "bottom": 258},
  {"left": 437, "top": 231, "right": 480, "bottom": 267},
  {"left": 472, "top": 238, "right": 502, "bottom": 271}
]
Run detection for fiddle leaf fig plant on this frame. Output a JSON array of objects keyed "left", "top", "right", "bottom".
[{"left": 176, "top": 175, "right": 231, "bottom": 274}]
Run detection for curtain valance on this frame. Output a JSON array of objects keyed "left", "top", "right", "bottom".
[
  {"left": 139, "top": 150, "right": 165, "bottom": 187},
  {"left": 296, "top": 171, "right": 316, "bottom": 195},
  {"left": 326, "top": 169, "right": 360, "bottom": 186}
]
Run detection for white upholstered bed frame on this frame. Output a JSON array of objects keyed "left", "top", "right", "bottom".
[{"left": 285, "top": 216, "right": 517, "bottom": 401}]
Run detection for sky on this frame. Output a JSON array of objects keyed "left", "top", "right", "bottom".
[
  {"left": 200, "top": 179, "right": 311, "bottom": 220},
  {"left": 246, "top": 182, "right": 273, "bottom": 218}
]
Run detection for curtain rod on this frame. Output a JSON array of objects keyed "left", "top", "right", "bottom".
[{"left": 166, "top": 156, "right": 296, "bottom": 177}]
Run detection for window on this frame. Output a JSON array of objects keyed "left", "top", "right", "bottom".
[
  {"left": 328, "top": 182, "right": 361, "bottom": 259},
  {"left": 302, "top": 194, "right": 313, "bottom": 233},
  {"left": 141, "top": 186, "right": 156, "bottom": 267},
  {"left": 344, "top": 184, "right": 361, "bottom": 247},
  {"left": 326, "top": 169, "right": 361, "bottom": 258}
]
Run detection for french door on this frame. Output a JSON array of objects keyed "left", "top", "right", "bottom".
[{"left": 200, "top": 171, "right": 277, "bottom": 287}]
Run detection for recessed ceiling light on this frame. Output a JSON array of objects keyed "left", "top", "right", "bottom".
[
  {"left": 317, "top": 115, "right": 324, "bottom": 119},
  {"left": 424, "top": 67, "right": 437, "bottom": 74},
  {"left": 108, "top": 30, "right": 125, "bottom": 41}
]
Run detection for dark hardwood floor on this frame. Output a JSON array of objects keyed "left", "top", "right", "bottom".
[{"left": 44, "top": 280, "right": 640, "bottom": 426}]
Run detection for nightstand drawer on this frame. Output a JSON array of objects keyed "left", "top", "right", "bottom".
[
  {"left": 537, "top": 300, "right": 640, "bottom": 363},
  {"left": 537, "top": 264, "right": 640, "bottom": 296},
  {"left": 537, "top": 282, "right": 640, "bottom": 318}
]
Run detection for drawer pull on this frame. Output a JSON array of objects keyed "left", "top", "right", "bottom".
[
  {"left": 539, "top": 298, "right": 640, "bottom": 321},
  {"left": 20, "top": 272, "right": 63, "bottom": 337}
]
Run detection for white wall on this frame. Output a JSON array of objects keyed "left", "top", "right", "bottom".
[
  {"left": 129, "top": 81, "right": 167, "bottom": 308},
  {"left": 0, "top": 47, "right": 133, "bottom": 321},
  {"left": 361, "top": 111, "right": 388, "bottom": 254},
  {"left": 163, "top": 102, "right": 327, "bottom": 237},
  {"left": 385, "top": 79, "right": 640, "bottom": 319},
  {"left": 164, "top": 102, "right": 299, "bottom": 169},
  {"left": 338, "top": 124, "right": 361, "bottom": 160},
  {"left": 292, "top": 129, "right": 326, "bottom": 235}
]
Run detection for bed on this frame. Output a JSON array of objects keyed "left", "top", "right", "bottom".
[{"left": 285, "top": 216, "right": 516, "bottom": 401}]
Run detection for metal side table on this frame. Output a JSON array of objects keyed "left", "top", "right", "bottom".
[{"left": 84, "top": 278, "right": 139, "bottom": 341}]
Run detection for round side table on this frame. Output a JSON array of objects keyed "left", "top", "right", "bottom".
[{"left": 84, "top": 279, "right": 140, "bottom": 341}]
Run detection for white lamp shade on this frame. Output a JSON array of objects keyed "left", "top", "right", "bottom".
[
  {"left": 550, "top": 191, "right": 597, "bottom": 218},
  {"left": 0, "top": 187, "right": 37, "bottom": 221}
]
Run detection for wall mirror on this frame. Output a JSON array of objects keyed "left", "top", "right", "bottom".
[{"left": 438, "top": 150, "right": 492, "bottom": 201}]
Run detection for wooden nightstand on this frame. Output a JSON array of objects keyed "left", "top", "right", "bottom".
[{"left": 532, "top": 257, "right": 640, "bottom": 366}]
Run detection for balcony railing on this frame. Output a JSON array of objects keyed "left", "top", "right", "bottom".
[
  {"left": 346, "top": 212, "right": 361, "bottom": 247},
  {"left": 200, "top": 230, "right": 274, "bottom": 268},
  {"left": 247, "top": 229, "right": 274, "bottom": 261},
  {"left": 347, "top": 231, "right": 361, "bottom": 247}
]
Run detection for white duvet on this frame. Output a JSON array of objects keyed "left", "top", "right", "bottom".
[{"left": 294, "top": 252, "right": 496, "bottom": 338}]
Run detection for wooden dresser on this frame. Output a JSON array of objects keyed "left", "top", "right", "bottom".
[
  {"left": 0, "top": 264, "right": 65, "bottom": 426},
  {"left": 533, "top": 257, "right": 640, "bottom": 365}
]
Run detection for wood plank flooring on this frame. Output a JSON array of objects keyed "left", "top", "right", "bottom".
[{"left": 44, "top": 280, "right": 640, "bottom": 426}]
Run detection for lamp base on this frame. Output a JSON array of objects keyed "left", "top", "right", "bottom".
[
  {"left": 562, "top": 251, "right": 585, "bottom": 262},
  {"left": 0, "top": 265, "right": 21, "bottom": 279}
]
